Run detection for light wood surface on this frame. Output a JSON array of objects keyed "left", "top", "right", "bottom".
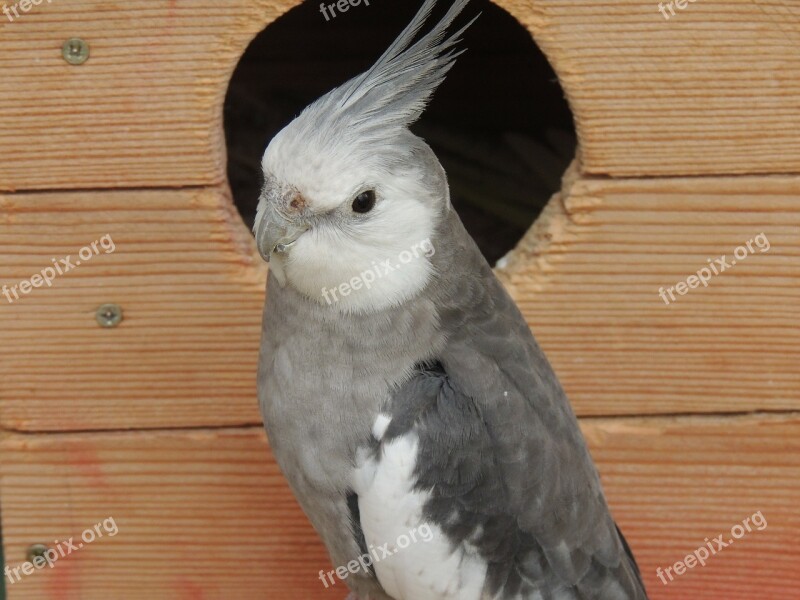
[
  {"left": 0, "top": 187, "right": 266, "bottom": 432},
  {"left": 584, "top": 412, "right": 800, "bottom": 600},
  {"left": 519, "top": 0, "right": 800, "bottom": 177},
  {"left": 0, "top": 428, "right": 340, "bottom": 599},
  {"left": 498, "top": 167, "right": 800, "bottom": 416},
  {"left": 1, "top": 0, "right": 799, "bottom": 192},
  {"left": 2, "top": 175, "right": 797, "bottom": 431},
  {"left": 0, "top": 0, "right": 283, "bottom": 191},
  {"left": 1, "top": 415, "right": 797, "bottom": 599}
]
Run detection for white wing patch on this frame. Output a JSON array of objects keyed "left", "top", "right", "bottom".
[{"left": 352, "top": 414, "right": 489, "bottom": 600}]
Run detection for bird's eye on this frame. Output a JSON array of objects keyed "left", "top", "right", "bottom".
[{"left": 352, "top": 190, "right": 376, "bottom": 214}]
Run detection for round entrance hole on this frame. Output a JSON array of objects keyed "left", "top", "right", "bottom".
[{"left": 224, "top": 0, "right": 576, "bottom": 266}]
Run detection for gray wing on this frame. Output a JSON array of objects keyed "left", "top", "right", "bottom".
[
  {"left": 384, "top": 218, "right": 649, "bottom": 599},
  {"left": 386, "top": 364, "right": 646, "bottom": 599}
]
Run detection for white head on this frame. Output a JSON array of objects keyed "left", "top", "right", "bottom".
[{"left": 254, "top": 0, "right": 475, "bottom": 314}]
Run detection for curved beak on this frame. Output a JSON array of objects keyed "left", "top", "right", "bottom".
[{"left": 254, "top": 203, "right": 310, "bottom": 263}]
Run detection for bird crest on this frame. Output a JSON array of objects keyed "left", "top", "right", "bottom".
[{"left": 269, "top": 0, "right": 477, "bottom": 160}]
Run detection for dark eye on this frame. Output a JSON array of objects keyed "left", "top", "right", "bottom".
[{"left": 352, "top": 190, "right": 376, "bottom": 214}]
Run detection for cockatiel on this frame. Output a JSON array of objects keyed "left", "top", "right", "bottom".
[{"left": 254, "top": 1, "right": 649, "bottom": 598}]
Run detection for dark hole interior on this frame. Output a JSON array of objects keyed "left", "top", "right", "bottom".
[{"left": 224, "top": 0, "right": 576, "bottom": 265}]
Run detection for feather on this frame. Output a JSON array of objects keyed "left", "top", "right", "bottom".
[
  {"left": 338, "top": 0, "right": 478, "bottom": 129},
  {"left": 274, "top": 0, "right": 479, "bottom": 161}
]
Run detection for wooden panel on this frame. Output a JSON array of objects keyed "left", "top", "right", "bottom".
[
  {"left": 0, "top": 187, "right": 266, "bottom": 432},
  {"left": 0, "top": 0, "right": 286, "bottom": 191},
  {"left": 517, "top": 0, "right": 800, "bottom": 176},
  {"left": 498, "top": 168, "right": 800, "bottom": 416},
  {"left": 1, "top": 0, "right": 799, "bottom": 192},
  {"left": 2, "top": 173, "right": 798, "bottom": 431},
  {"left": 1, "top": 415, "right": 796, "bottom": 598},
  {"left": 584, "top": 413, "right": 800, "bottom": 600},
  {"left": 0, "top": 428, "right": 342, "bottom": 600}
]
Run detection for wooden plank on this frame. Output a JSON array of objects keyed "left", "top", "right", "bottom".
[
  {"left": 1, "top": 0, "right": 799, "bottom": 191},
  {"left": 0, "top": 428, "right": 342, "bottom": 599},
  {"left": 0, "top": 186, "right": 267, "bottom": 431},
  {"left": 0, "top": 0, "right": 284, "bottom": 191},
  {"left": 2, "top": 175, "right": 798, "bottom": 430},
  {"left": 518, "top": 0, "right": 800, "bottom": 176},
  {"left": 584, "top": 413, "right": 800, "bottom": 599},
  {"left": 1, "top": 414, "right": 797, "bottom": 598},
  {"left": 498, "top": 168, "right": 800, "bottom": 416}
]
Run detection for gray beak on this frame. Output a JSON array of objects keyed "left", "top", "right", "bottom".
[{"left": 254, "top": 203, "right": 310, "bottom": 263}]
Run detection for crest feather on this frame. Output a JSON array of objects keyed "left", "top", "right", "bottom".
[
  {"left": 342, "top": 0, "right": 475, "bottom": 112},
  {"left": 266, "top": 0, "right": 478, "bottom": 174},
  {"left": 304, "top": 0, "right": 477, "bottom": 141}
]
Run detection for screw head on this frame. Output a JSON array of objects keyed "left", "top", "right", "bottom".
[
  {"left": 95, "top": 303, "right": 123, "bottom": 328},
  {"left": 27, "top": 544, "right": 49, "bottom": 568},
  {"left": 62, "top": 38, "right": 90, "bottom": 65}
]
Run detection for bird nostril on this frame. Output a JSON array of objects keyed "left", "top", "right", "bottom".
[{"left": 289, "top": 193, "right": 305, "bottom": 211}]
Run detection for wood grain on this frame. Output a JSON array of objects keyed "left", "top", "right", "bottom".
[
  {"left": 0, "top": 428, "right": 342, "bottom": 600},
  {"left": 1, "top": 0, "right": 799, "bottom": 192},
  {"left": 2, "top": 173, "right": 798, "bottom": 431},
  {"left": 520, "top": 0, "right": 800, "bottom": 177},
  {"left": 0, "top": 186, "right": 266, "bottom": 432},
  {"left": 0, "top": 0, "right": 289, "bottom": 192},
  {"left": 584, "top": 412, "right": 800, "bottom": 600},
  {"left": 498, "top": 167, "right": 800, "bottom": 416},
  {"left": 1, "top": 415, "right": 797, "bottom": 598}
]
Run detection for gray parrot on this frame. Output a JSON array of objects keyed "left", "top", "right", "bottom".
[{"left": 254, "top": 0, "right": 648, "bottom": 598}]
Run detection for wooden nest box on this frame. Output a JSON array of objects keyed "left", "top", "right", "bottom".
[{"left": 0, "top": 0, "right": 798, "bottom": 598}]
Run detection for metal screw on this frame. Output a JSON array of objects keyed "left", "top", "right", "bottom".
[
  {"left": 95, "top": 303, "right": 123, "bottom": 328},
  {"left": 62, "top": 38, "right": 90, "bottom": 65},
  {"left": 27, "top": 544, "right": 49, "bottom": 568}
]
